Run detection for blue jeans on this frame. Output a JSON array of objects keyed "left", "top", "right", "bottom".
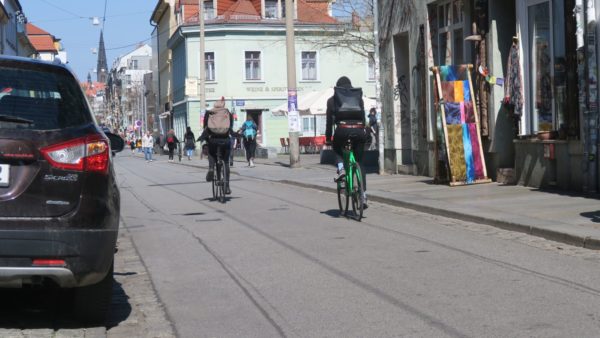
[
  {"left": 186, "top": 149, "right": 194, "bottom": 157},
  {"left": 144, "top": 147, "right": 153, "bottom": 161}
]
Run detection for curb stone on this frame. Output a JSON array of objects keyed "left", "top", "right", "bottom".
[{"left": 277, "top": 180, "right": 600, "bottom": 251}]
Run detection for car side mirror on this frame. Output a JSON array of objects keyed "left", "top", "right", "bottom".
[{"left": 105, "top": 132, "right": 125, "bottom": 153}]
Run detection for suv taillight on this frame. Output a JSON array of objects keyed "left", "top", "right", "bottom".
[{"left": 40, "top": 134, "right": 110, "bottom": 174}]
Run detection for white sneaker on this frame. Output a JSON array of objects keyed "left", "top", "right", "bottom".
[
  {"left": 334, "top": 169, "right": 345, "bottom": 182},
  {"left": 250, "top": 160, "right": 255, "bottom": 167}
]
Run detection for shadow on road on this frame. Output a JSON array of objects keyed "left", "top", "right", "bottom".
[
  {"left": 0, "top": 278, "right": 131, "bottom": 330},
  {"left": 580, "top": 210, "right": 600, "bottom": 223},
  {"left": 320, "top": 209, "right": 344, "bottom": 218}
]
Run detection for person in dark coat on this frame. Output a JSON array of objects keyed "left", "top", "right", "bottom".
[
  {"left": 183, "top": 126, "right": 196, "bottom": 160},
  {"left": 165, "top": 129, "right": 179, "bottom": 162}
]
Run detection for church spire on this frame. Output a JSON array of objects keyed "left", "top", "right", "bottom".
[{"left": 96, "top": 30, "right": 108, "bottom": 83}]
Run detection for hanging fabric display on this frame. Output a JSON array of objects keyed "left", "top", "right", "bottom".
[{"left": 431, "top": 65, "right": 491, "bottom": 186}]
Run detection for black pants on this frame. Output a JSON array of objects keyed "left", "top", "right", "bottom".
[
  {"left": 168, "top": 144, "right": 176, "bottom": 160},
  {"left": 243, "top": 138, "right": 257, "bottom": 161},
  {"left": 208, "top": 139, "right": 231, "bottom": 184},
  {"left": 333, "top": 127, "right": 367, "bottom": 191}
]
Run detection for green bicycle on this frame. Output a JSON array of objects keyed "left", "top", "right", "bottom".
[{"left": 336, "top": 139, "right": 365, "bottom": 221}]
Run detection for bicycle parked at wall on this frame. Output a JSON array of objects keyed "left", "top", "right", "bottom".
[{"left": 336, "top": 138, "right": 365, "bottom": 221}]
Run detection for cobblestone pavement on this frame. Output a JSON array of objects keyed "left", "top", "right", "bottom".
[{"left": 0, "top": 229, "right": 175, "bottom": 338}]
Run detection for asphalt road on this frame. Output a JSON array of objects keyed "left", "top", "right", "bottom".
[{"left": 116, "top": 154, "right": 600, "bottom": 338}]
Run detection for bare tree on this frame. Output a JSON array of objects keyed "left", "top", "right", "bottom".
[{"left": 300, "top": 0, "right": 416, "bottom": 62}]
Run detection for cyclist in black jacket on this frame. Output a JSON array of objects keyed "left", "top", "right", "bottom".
[{"left": 325, "top": 76, "right": 368, "bottom": 208}]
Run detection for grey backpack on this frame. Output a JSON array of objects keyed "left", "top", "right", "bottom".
[{"left": 207, "top": 108, "right": 231, "bottom": 135}]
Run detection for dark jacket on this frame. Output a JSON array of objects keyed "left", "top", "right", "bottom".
[
  {"left": 325, "top": 76, "right": 366, "bottom": 141},
  {"left": 166, "top": 133, "right": 179, "bottom": 149},
  {"left": 184, "top": 130, "right": 196, "bottom": 149}
]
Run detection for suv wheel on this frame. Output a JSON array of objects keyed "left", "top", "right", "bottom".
[{"left": 71, "top": 263, "right": 114, "bottom": 325}]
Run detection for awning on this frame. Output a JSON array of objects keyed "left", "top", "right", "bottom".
[{"left": 271, "top": 87, "right": 375, "bottom": 116}]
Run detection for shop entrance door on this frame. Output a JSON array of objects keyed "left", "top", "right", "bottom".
[{"left": 246, "top": 110, "right": 263, "bottom": 145}]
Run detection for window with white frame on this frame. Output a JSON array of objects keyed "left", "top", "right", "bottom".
[
  {"left": 245, "top": 51, "right": 261, "bottom": 80},
  {"left": 265, "top": 0, "right": 278, "bottom": 19},
  {"left": 520, "top": 0, "right": 568, "bottom": 133},
  {"left": 205, "top": 52, "right": 215, "bottom": 81},
  {"left": 431, "top": 0, "right": 465, "bottom": 66},
  {"left": 367, "top": 52, "right": 376, "bottom": 81},
  {"left": 301, "top": 51, "right": 317, "bottom": 81},
  {"left": 204, "top": 1, "right": 215, "bottom": 20}
]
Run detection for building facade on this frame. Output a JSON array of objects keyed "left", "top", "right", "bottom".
[
  {"left": 164, "top": 0, "right": 376, "bottom": 147},
  {"left": 107, "top": 44, "right": 153, "bottom": 136},
  {"left": 0, "top": 0, "right": 33, "bottom": 57},
  {"left": 378, "top": 0, "right": 600, "bottom": 192},
  {"left": 151, "top": 0, "right": 179, "bottom": 135}
]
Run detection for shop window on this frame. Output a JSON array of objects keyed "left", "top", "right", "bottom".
[{"left": 521, "top": 0, "right": 568, "bottom": 133}]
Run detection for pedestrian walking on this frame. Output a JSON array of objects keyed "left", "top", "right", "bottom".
[
  {"left": 142, "top": 131, "right": 154, "bottom": 162},
  {"left": 229, "top": 132, "right": 237, "bottom": 166},
  {"left": 165, "top": 129, "right": 179, "bottom": 162},
  {"left": 239, "top": 116, "right": 258, "bottom": 167},
  {"left": 368, "top": 108, "right": 378, "bottom": 150},
  {"left": 129, "top": 134, "right": 136, "bottom": 154},
  {"left": 183, "top": 126, "right": 196, "bottom": 160},
  {"left": 135, "top": 138, "right": 142, "bottom": 153}
]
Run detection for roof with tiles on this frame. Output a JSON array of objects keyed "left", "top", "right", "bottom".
[
  {"left": 26, "top": 23, "right": 52, "bottom": 36},
  {"left": 26, "top": 23, "right": 58, "bottom": 53},
  {"left": 180, "top": 0, "right": 336, "bottom": 25}
]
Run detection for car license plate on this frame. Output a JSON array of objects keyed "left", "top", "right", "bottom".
[{"left": 0, "top": 164, "right": 9, "bottom": 187}]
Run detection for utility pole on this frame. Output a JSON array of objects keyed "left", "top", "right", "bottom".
[
  {"left": 198, "top": 0, "right": 206, "bottom": 129},
  {"left": 374, "top": 0, "right": 385, "bottom": 175},
  {"left": 285, "top": 0, "right": 300, "bottom": 167}
]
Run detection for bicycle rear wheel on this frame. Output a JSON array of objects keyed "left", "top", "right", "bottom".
[
  {"left": 212, "top": 176, "right": 217, "bottom": 200},
  {"left": 350, "top": 165, "right": 364, "bottom": 221},
  {"left": 336, "top": 175, "right": 346, "bottom": 215},
  {"left": 217, "top": 161, "right": 225, "bottom": 203}
]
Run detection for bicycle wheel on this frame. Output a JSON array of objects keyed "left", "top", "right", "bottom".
[
  {"left": 336, "top": 175, "right": 346, "bottom": 214},
  {"left": 350, "top": 165, "right": 364, "bottom": 221},
  {"left": 217, "top": 161, "right": 226, "bottom": 203},
  {"left": 212, "top": 175, "right": 217, "bottom": 200}
]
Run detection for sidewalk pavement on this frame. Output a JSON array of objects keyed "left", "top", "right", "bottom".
[{"left": 131, "top": 151, "right": 600, "bottom": 250}]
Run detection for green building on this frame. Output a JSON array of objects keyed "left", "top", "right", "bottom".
[{"left": 166, "top": 0, "right": 375, "bottom": 149}]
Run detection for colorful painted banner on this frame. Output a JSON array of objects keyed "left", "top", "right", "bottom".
[{"left": 434, "top": 65, "right": 489, "bottom": 185}]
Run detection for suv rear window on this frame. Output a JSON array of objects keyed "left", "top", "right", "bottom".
[{"left": 0, "top": 64, "right": 92, "bottom": 130}]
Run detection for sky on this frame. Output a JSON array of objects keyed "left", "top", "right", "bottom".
[{"left": 20, "top": 0, "right": 157, "bottom": 82}]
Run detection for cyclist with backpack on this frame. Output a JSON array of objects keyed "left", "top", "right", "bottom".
[
  {"left": 200, "top": 97, "right": 233, "bottom": 195},
  {"left": 165, "top": 129, "right": 179, "bottom": 162},
  {"left": 239, "top": 115, "right": 258, "bottom": 167},
  {"left": 325, "top": 76, "right": 369, "bottom": 208}
]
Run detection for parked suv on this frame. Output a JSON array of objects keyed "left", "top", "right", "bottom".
[{"left": 0, "top": 56, "right": 124, "bottom": 324}]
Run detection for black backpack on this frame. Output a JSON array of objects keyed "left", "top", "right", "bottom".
[{"left": 333, "top": 86, "right": 364, "bottom": 121}]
